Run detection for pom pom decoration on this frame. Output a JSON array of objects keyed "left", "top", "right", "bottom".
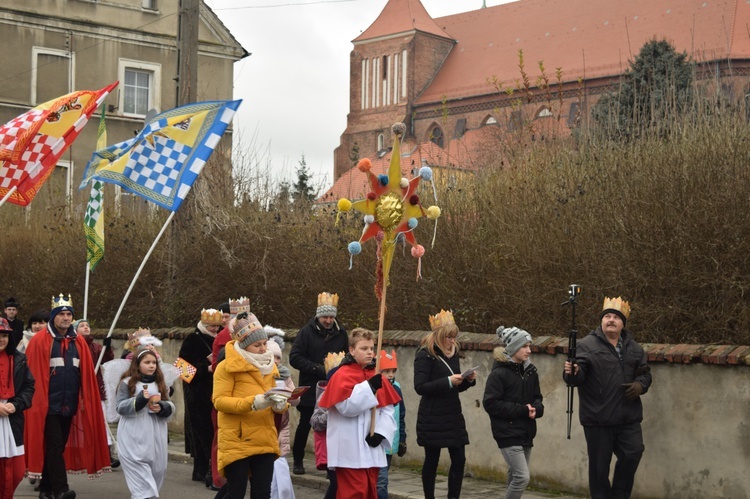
[
  {"left": 411, "top": 244, "right": 426, "bottom": 281},
  {"left": 348, "top": 241, "right": 362, "bottom": 255},
  {"left": 336, "top": 197, "right": 352, "bottom": 226},
  {"left": 407, "top": 218, "right": 418, "bottom": 229},
  {"left": 338, "top": 198, "right": 352, "bottom": 212},
  {"left": 426, "top": 206, "right": 441, "bottom": 220},
  {"left": 364, "top": 214, "right": 375, "bottom": 225},
  {"left": 378, "top": 174, "right": 389, "bottom": 186},
  {"left": 419, "top": 166, "right": 433, "bottom": 181},
  {"left": 348, "top": 241, "right": 362, "bottom": 270},
  {"left": 367, "top": 192, "right": 377, "bottom": 201},
  {"left": 358, "top": 158, "right": 372, "bottom": 172},
  {"left": 392, "top": 122, "right": 406, "bottom": 136},
  {"left": 409, "top": 194, "right": 420, "bottom": 205},
  {"left": 400, "top": 177, "right": 409, "bottom": 189},
  {"left": 419, "top": 165, "right": 439, "bottom": 203}
]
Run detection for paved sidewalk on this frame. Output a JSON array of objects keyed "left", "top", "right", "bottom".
[{"left": 168, "top": 436, "right": 583, "bottom": 499}]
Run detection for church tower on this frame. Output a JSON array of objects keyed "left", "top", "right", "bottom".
[{"left": 333, "top": 0, "right": 455, "bottom": 180}]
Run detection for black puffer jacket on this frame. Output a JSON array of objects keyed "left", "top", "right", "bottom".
[
  {"left": 289, "top": 317, "right": 348, "bottom": 407},
  {"left": 563, "top": 327, "right": 651, "bottom": 426},
  {"left": 483, "top": 348, "right": 543, "bottom": 448},
  {"left": 414, "top": 345, "right": 475, "bottom": 448},
  {"left": 3, "top": 346, "right": 35, "bottom": 446}
]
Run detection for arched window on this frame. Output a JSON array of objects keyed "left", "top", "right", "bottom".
[
  {"left": 377, "top": 133, "right": 384, "bottom": 151},
  {"left": 535, "top": 106, "right": 553, "bottom": 119},
  {"left": 428, "top": 125, "right": 444, "bottom": 148},
  {"left": 482, "top": 115, "right": 498, "bottom": 126}
]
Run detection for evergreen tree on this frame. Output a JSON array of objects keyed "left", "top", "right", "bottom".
[
  {"left": 591, "top": 39, "right": 693, "bottom": 139},
  {"left": 292, "top": 155, "right": 317, "bottom": 203}
]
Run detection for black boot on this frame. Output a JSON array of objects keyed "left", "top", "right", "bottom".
[{"left": 293, "top": 462, "right": 306, "bottom": 475}]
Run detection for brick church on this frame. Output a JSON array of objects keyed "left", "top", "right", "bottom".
[{"left": 319, "top": 0, "right": 750, "bottom": 203}]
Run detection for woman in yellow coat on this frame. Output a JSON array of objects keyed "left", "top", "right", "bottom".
[{"left": 213, "top": 314, "right": 289, "bottom": 499}]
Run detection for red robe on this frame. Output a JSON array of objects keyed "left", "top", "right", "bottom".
[
  {"left": 318, "top": 362, "right": 401, "bottom": 409},
  {"left": 24, "top": 327, "right": 111, "bottom": 479}
]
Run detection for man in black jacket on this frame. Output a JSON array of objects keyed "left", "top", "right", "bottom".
[
  {"left": 564, "top": 296, "right": 652, "bottom": 499},
  {"left": 289, "top": 292, "right": 348, "bottom": 475}
]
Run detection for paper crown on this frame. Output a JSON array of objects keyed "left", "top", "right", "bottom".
[
  {"left": 51, "top": 293, "right": 73, "bottom": 309},
  {"left": 379, "top": 350, "right": 398, "bottom": 370},
  {"left": 229, "top": 296, "right": 251, "bottom": 315},
  {"left": 602, "top": 296, "right": 631, "bottom": 320},
  {"left": 317, "top": 292, "right": 339, "bottom": 308},
  {"left": 429, "top": 309, "right": 455, "bottom": 331},
  {"left": 201, "top": 308, "right": 223, "bottom": 326},
  {"left": 324, "top": 351, "right": 346, "bottom": 374},
  {"left": 126, "top": 327, "right": 153, "bottom": 351}
]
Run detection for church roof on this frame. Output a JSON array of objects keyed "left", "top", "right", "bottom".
[
  {"left": 416, "top": 0, "right": 750, "bottom": 104},
  {"left": 318, "top": 127, "right": 496, "bottom": 204},
  {"left": 353, "top": 0, "right": 455, "bottom": 44}
]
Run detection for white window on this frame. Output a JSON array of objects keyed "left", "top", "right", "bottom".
[
  {"left": 117, "top": 59, "right": 161, "bottom": 117},
  {"left": 401, "top": 50, "right": 407, "bottom": 99},
  {"left": 394, "top": 53, "right": 399, "bottom": 104},
  {"left": 361, "top": 59, "right": 367, "bottom": 109},
  {"left": 31, "top": 47, "right": 74, "bottom": 105},
  {"left": 377, "top": 133, "right": 384, "bottom": 150},
  {"left": 142, "top": 0, "right": 157, "bottom": 10}
]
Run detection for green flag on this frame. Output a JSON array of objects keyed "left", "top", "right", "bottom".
[{"left": 84, "top": 108, "right": 106, "bottom": 271}]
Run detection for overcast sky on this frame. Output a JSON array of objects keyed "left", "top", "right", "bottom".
[{"left": 204, "top": 0, "right": 513, "bottom": 193}]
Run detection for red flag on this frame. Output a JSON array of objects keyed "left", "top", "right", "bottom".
[{"left": 0, "top": 81, "right": 118, "bottom": 206}]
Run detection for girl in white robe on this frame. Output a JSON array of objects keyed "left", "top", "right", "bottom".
[{"left": 116, "top": 349, "right": 175, "bottom": 499}]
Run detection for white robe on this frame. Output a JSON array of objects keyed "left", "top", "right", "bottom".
[
  {"left": 326, "top": 380, "right": 396, "bottom": 470},
  {"left": 116, "top": 379, "right": 174, "bottom": 499}
]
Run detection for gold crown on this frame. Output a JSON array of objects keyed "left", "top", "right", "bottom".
[
  {"left": 429, "top": 309, "right": 455, "bottom": 331},
  {"left": 318, "top": 292, "right": 339, "bottom": 308},
  {"left": 51, "top": 293, "right": 73, "bottom": 309},
  {"left": 602, "top": 296, "right": 631, "bottom": 320},
  {"left": 201, "top": 308, "right": 223, "bottom": 326},
  {"left": 229, "top": 297, "right": 251, "bottom": 315},
  {"left": 324, "top": 351, "right": 346, "bottom": 374}
]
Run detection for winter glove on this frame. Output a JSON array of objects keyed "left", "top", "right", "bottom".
[
  {"left": 397, "top": 442, "right": 407, "bottom": 457},
  {"left": 252, "top": 394, "right": 273, "bottom": 411},
  {"left": 622, "top": 382, "right": 644, "bottom": 400},
  {"left": 367, "top": 373, "right": 383, "bottom": 393},
  {"left": 155, "top": 401, "right": 173, "bottom": 418},
  {"left": 135, "top": 390, "right": 149, "bottom": 412},
  {"left": 267, "top": 394, "right": 289, "bottom": 413},
  {"left": 365, "top": 433, "right": 385, "bottom": 448},
  {"left": 102, "top": 336, "right": 112, "bottom": 349}
]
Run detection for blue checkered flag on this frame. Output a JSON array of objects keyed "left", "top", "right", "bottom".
[{"left": 79, "top": 100, "right": 242, "bottom": 211}]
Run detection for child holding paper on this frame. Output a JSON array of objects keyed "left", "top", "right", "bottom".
[{"left": 483, "top": 326, "right": 544, "bottom": 499}]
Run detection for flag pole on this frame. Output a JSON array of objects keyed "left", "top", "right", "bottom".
[
  {"left": 95, "top": 210, "right": 176, "bottom": 374},
  {"left": 0, "top": 186, "right": 17, "bottom": 208},
  {"left": 84, "top": 261, "right": 91, "bottom": 319}
]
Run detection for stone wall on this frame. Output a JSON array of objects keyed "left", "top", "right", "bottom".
[{"left": 96, "top": 327, "right": 750, "bottom": 499}]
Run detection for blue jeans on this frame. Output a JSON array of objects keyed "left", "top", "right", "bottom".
[
  {"left": 377, "top": 454, "right": 393, "bottom": 499},
  {"left": 500, "top": 446, "right": 532, "bottom": 499}
]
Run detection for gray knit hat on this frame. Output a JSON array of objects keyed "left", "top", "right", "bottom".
[
  {"left": 496, "top": 326, "right": 532, "bottom": 357},
  {"left": 232, "top": 313, "right": 266, "bottom": 349}
]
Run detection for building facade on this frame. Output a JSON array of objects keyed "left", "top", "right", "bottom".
[{"left": 0, "top": 0, "right": 247, "bottom": 214}]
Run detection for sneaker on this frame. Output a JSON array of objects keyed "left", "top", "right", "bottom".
[{"left": 292, "top": 463, "right": 305, "bottom": 475}]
